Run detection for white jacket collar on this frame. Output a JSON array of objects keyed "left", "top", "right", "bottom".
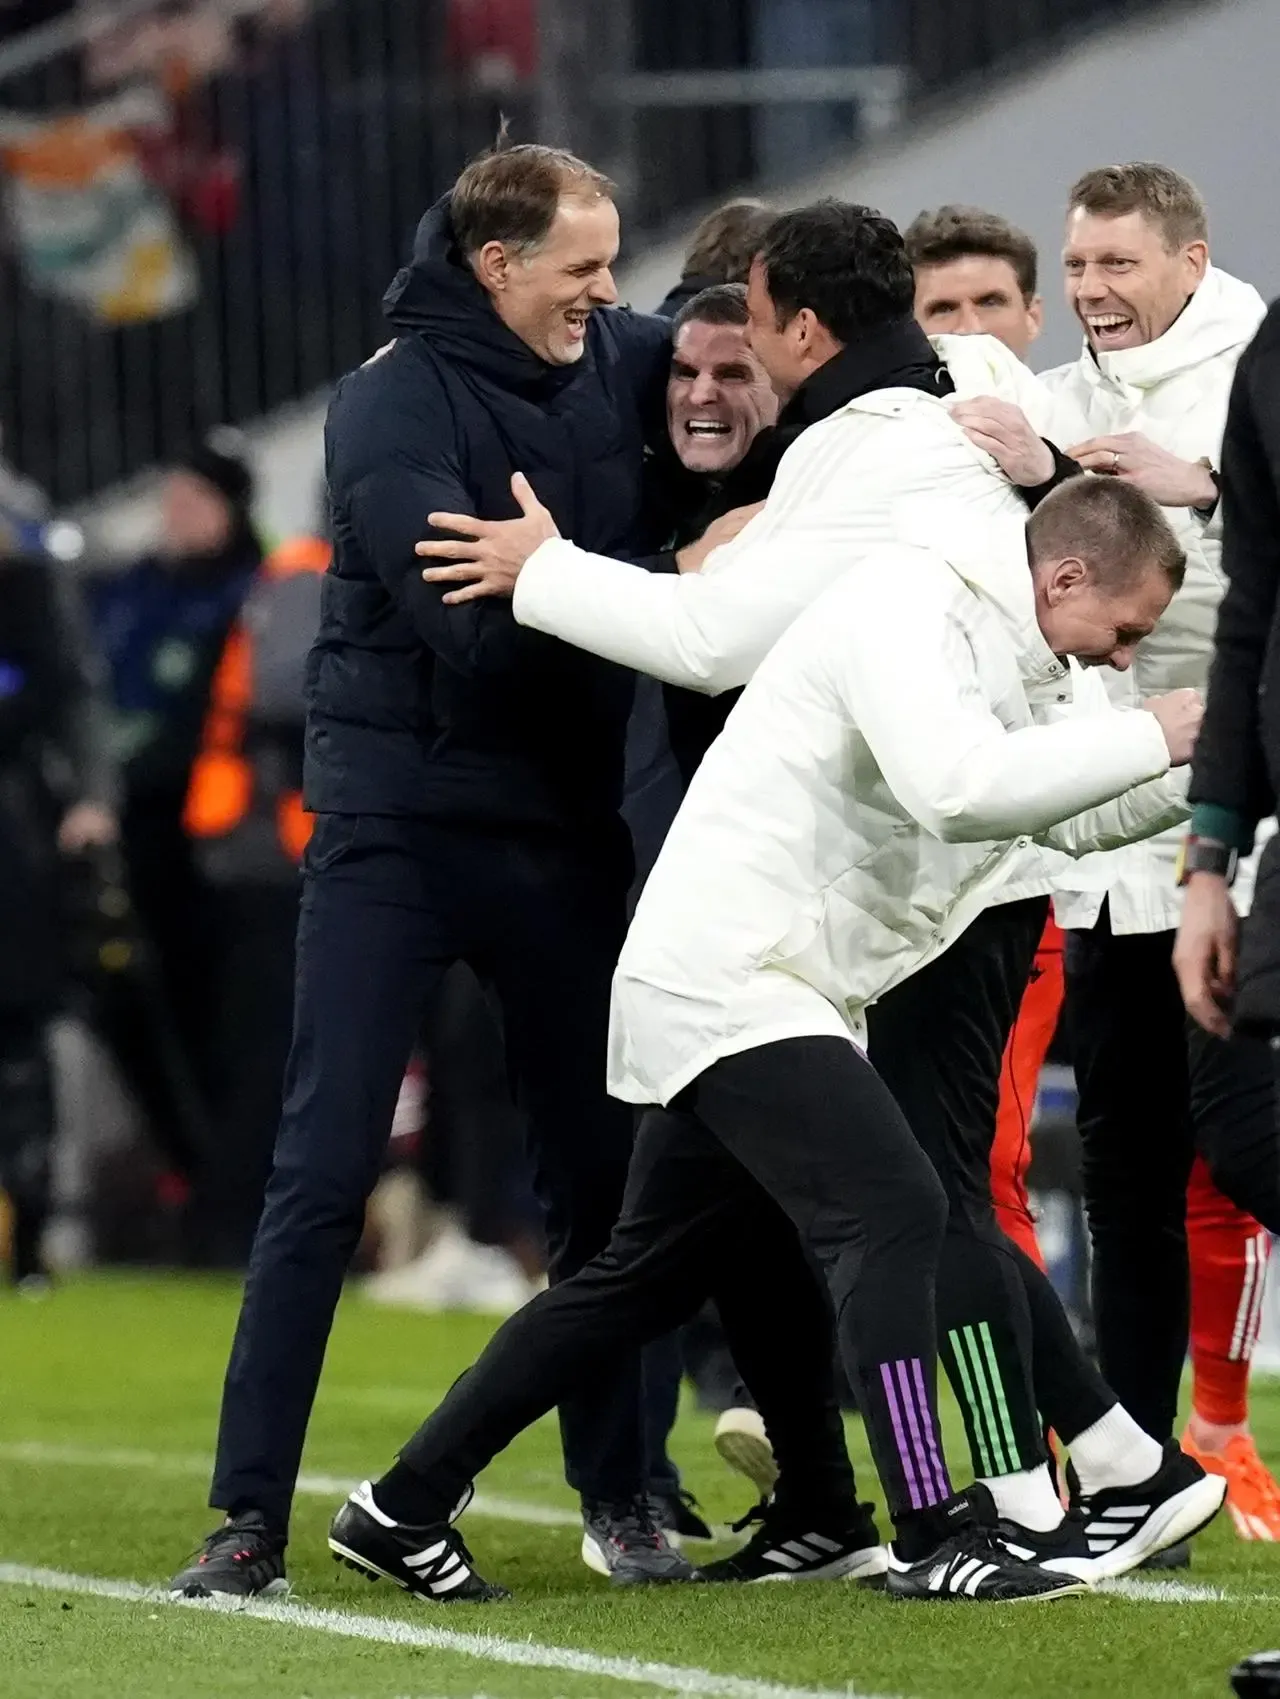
[{"left": 1073, "top": 265, "right": 1265, "bottom": 396}]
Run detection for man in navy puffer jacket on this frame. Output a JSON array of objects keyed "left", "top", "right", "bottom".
[{"left": 171, "top": 142, "right": 689, "bottom": 1601}]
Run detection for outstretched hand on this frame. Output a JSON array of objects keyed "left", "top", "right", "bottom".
[{"left": 419, "top": 472, "right": 559, "bottom": 604}]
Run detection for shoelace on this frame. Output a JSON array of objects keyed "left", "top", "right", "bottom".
[
  {"left": 597, "top": 1498, "right": 664, "bottom": 1550},
  {"left": 190, "top": 1521, "right": 276, "bottom": 1568},
  {"left": 730, "top": 1498, "right": 770, "bottom": 1537}
]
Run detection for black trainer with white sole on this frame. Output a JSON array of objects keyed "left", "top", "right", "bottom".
[
  {"left": 581, "top": 1497, "right": 695, "bottom": 1585},
  {"left": 328, "top": 1480, "right": 509, "bottom": 1602},
  {"left": 169, "top": 1509, "right": 288, "bottom": 1599},
  {"left": 886, "top": 1526, "right": 1088, "bottom": 1602},
  {"left": 697, "top": 1498, "right": 887, "bottom": 1585},
  {"left": 1072, "top": 1440, "right": 1227, "bottom": 1578},
  {"left": 991, "top": 1509, "right": 1098, "bottom": 1583}
]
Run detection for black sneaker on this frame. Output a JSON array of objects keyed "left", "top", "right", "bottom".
[
  {"left": 581, "top": 1496, "right": 695, "bottom": 1585},
  {"left": 328, "top": 1480, "right": 509, "bottom": 1603},
  {"left": 1071, "top": 1440, "right": 1226, "bottom": 1578},
  {"left": 650, "top": 1489, "right": 714, "bottom": 1542},
  {"left": 697, "top": 1498, "right": 887, "bottom": 1585},
  {"left": 886, "top": 1525, "right": 1087, "bottom": 1601},
  {"left": 991, "top": 1508, "right": 1097, "bottom": 1583},
  {"left": 1233, "top": 1652, "right": 1280, "bottom": 1696},
  {"left": 169, "top": 1510, "right": 288, "bottom": 1600}
]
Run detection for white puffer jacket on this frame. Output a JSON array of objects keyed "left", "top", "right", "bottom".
[
  {"left": 1041, "top": 265, "right": 1267, "bottom": 933},
  {"left": 607, "top": 538, "right": 1187, "bottom": 1107}
]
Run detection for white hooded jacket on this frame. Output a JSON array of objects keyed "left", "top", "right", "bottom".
[
  {"left": 1041, "top": 265, "right": 1267, "bottom": 932},
  {"left": 607, "top": 537, "right": 1187, "bottom": 1106}
]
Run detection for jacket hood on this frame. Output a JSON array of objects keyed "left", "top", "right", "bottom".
[
  {"left": 383, "top": 195, "right": 583, "bottom": 397},
  {"left": 1083, "top": 265, "right": 1266, "bottom": 395}
]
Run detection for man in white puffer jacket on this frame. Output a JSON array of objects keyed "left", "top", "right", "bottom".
[
  {"left": 341, "top": 476, "right": 1225, "bottom": 1604},
  {"left": 1038, "top": 166, "right": 1280, "bottom": 1529}
]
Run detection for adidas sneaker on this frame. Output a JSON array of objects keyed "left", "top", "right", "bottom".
[
  {"left": 328, "top": 1480, "right": 508, "bottom": 1602},
  {"left": 1071, "top": 1439, "right": 1227, "bottom": 1579},
  {"left": 885, "top": 1526, "right": 1087, "bottom": 1602},
  {"left": 696, "top": 1498, "right": 887, "bottom": 1584}
]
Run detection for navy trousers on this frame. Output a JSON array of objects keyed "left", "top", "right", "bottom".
[{"left": 209, "top": 811, "right": 651, "bottom": 1532}]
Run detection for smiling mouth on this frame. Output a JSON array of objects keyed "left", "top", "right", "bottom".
[
  {"left": 684, "top": 419, "right": 731, "bottom": 438},
  {"left": 564, "top": 309, "right": 590, "bottom": 336},
  {"left": 1086, "top": 312, "right": 1133, "bottom": 342}
]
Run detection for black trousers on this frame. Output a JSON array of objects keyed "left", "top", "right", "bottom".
[
  {"left": 868, "top": 899, "right": 1114, "bottom": 1474},
  {"left": 1067, "top": 908, "right": 1280, "bottom": 1441},
  {"left": 0, "top": 1008, "right": 54, "bottom": 1283},
  {"left": 210, "top": 812, "right": 652, "bottom": 1532},
  {"left": 401, "top": 1036, "right": 954, "bottom": 1535}
]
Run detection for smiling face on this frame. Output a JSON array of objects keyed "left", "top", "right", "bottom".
[
  {"left": 666, "top": 318, "right": 778, "bottom": 474},
  {"left": 1034, "top": 555, "right": 1174, "bottom": 669},
  {"left": 913, "top": 253, "right": 1043, "bottom": 359},
  {"left": 1063, "top": 207, "right": 1208, "bottom": 354},
  {"left": 475, "top": 193, "right": 621, "bottom": 365}
]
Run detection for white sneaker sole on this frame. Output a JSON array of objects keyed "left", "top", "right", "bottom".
[
  {"left": 714, "top": 1410, "right": 779, "bottom": 1498},
  {"left": 1088, "top": 1475, "right": 1228, "bottom": 1580},
  {"left": 744, "top": 1544, "right": 890, "bottom": 1584}
]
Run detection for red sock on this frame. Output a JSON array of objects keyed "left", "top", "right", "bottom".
[{"left": 1187, "top": 1156, "right": 1270, "bottom": 1427}]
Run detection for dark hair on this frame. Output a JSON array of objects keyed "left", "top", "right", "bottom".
[
  {"left": 1068, "top": 162, "right": 1208, "bottom": 251},
  {"left": 672, "top": 282, "right": 749, "bottom": 336},
  {"left": 681, "top": 199, "right": 775, "bottom": 285},
  {"left": 904, "top": 204, "right": 1038, "bottom": 300},
  {"left": 1027, "top": 475, "right": 1186, "bottom": 591},
  {"left": 756, "top": 200, "right": 915, "bottom": 344},
  {"left": 451, "top": 136, "right": 615, "bottom": 256}
]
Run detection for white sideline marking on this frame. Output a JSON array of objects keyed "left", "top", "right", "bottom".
[
  {"left": 1097, "top": 1578, "right": 1235, "bottom": 1603},
  {"left": 0, "top": 1563, "right": 890, "bottom": 1699},
  {"left": 0, "top": 1442, "right": 580, "bottom": 1529}
]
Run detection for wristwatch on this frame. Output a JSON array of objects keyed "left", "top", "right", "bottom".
[
  {"left": 1176, "top": 834, "right": 1239, "bottom": 886},
  {"left": 1192, "top": 457, "right": 1222, "bottom": 521}
]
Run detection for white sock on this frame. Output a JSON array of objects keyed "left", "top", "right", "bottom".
[
  {"left": 1068, "top": 1404, "right": 1163, "bottom": 1496},
  {"left": 979, "top": 1464, "right": 1064, "bottom": 1532}
]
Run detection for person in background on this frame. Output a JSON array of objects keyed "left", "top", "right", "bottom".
[
  {"left": 653, "top": 199, "right": 775, "bottom": 320},
  {"left": 908, "top": 200, "right": 1280, "bottom": 1537},
  {"left": 182, "top": 529, "right": 327, "bottom": 1267},
  {"left": 1038, "top": 163, "right": 1280, "bottom": 1544},
  {"left": 906, "top": 203, "right": 1043, "bottom": 360},
  {"left": 90, "top": 433, "right": 262, "bottom": 1111},
  {"left": 0, "top": 502, "right": 118, "bottom": 1289}
]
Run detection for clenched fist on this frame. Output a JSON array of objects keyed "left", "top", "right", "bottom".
[{"left": 1142, "top": 688, "right": 1204, "bottom": 767}]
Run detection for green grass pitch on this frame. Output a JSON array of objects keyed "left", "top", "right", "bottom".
[{"left": 5, "top": 1272, "right": 1280, "bottom": 1699}]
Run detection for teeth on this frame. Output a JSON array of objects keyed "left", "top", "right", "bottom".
[
  {"left": 686, "top": 421, "right": 730, "bottom": 435},
  {"left": 1088, "top": 314, "right": 1130, "bottom": 328}
]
